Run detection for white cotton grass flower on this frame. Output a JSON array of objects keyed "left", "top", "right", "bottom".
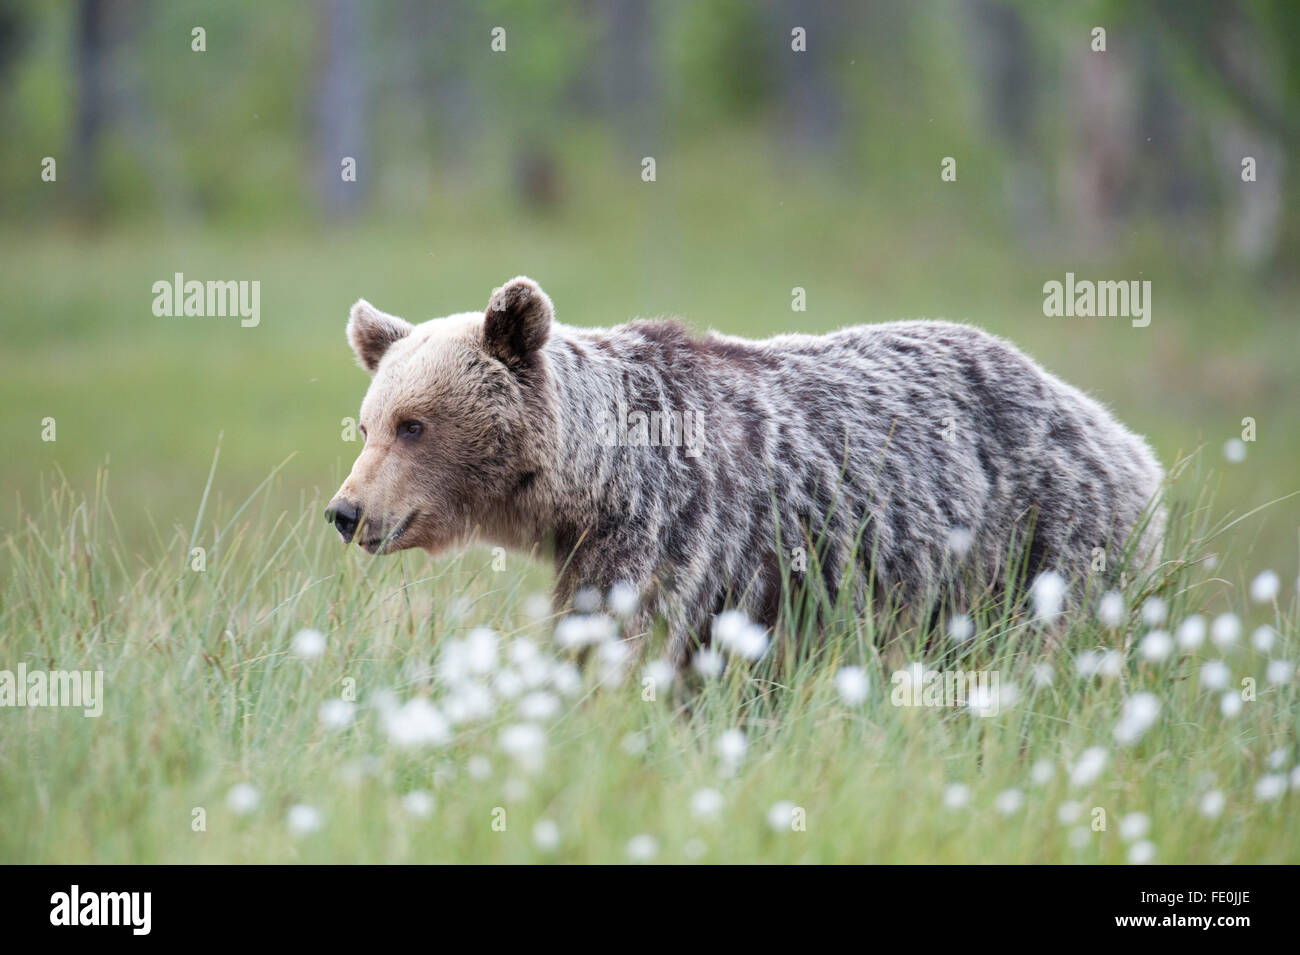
[
  {"left": 518, "top": 691, "right": 561, "bottom": 722},
  {"left": 1128, "top": 840, "right": 1156, "bottom": 865},
  {"left": 554, "top": 614, "right": 615, "bottom": 650},
  {"left": 1138, "top": 630, "right": 1173, "bottom": 663},
  {"left": 462, "top": 627, "right": 499, "bottom": 675},
  {"left": 1141, "top": 597, "right": 1167, "bottom": 627},
  {"left": 597, "top": 639, "right": 631, "bottom": 687},
  {"left": 969, "top": 681, "right": 1018, "bottom": 717},
  {"left": 642, "top": 659, "right": 675, "bottom": 697},
  {"left": 716, "top": 729, "right": 748, "bottom": 774},
  {"left": 443, "top": 683, "right": 496, "bottom": 725},
  {"left": 1220, "top": 692, "right": 1244, "bottom": 718},
  {"left": 521, "top": 592, "right": 552, "bottom": 623},
  {"left": 1119, "top": 812, "right": 1150, "bottom": 842},
  {"left": 942, "top": 783, "right": 971, "bottom": 810},
  {"left": 1267, "top": 659, "right": 1295, "bottom": 685},
  {"left": 1070, "top": 747, "right": 1109, "bottom": 787},
  {"left": 626, "top": 834, "right": 658, "bottom": 862},
  {"left": 1292, "top": 766, "right": 1300, "bottom": 790},
  {"left": 1176, "top": 615, "right": 1207, "bottom": 651},
  {"left": 1250, "top": 570, "right": 1280, "bottom": 604},
  {"left": 1030, "top": 760, "right": 1055, "bottom": 786},
  {"left": 620, "top": 731, "right": 648, "bottom": 756},
  {"left": 466, "top": 755, "right": 492, "bottom": 780},
  {"left": 401, "top": 790, "right": 434, "bottom": 819},
  {"left": 573, "top": 587, "right": 602, "bottom": 614},
  {"left": 1097, "top": 591, "right": 1125, "bottom": 629},
  {"left": 1031, "top": 571, "right": 1067, "bottom": 622},
  {"left": 691, "top": 788, "right": 725, "bottom": 819},
  {"left": 1114, "top": 692, "right": 1161, "bottom": 746},
  {"left": 550, "top": 661, "right": 583, "bottom": 696},
  {"left": 226, "top": 782, "right": 260, "bottom": 815},
  {"left": 1210, "top": 613, "right": 1241, "bottom": 648},
  {"left": 1251, "top": 626, "right": 1276, "bottom": 653},
  {"left": 1254, "top": 775, "right": 1287, "bottom": 802},
  {"left": 1199, "top": 790, "right": 1226, "bottom": 818},
  {"left": 1267, "top": 748, "right": 1288, "bottom": 770},
  {"left": 692, "top": 648, "right": 724, "bottom": 678},
  {"left": 712, "top": 610, "right": 768, "bottom": 660},
  {"left": 1200, "top": 660, "right": 1230, "bottom": 691},
  {"left": 1057, "top": 800, "right": 1083, "bottom": 825},
  {"left": 499, "top": 723, "right": 547, "bottom": 773},
  {"left": 318, "top": 699, "right": 356, "bottom": 730},
  {"left": 1222, "top": 438, "right": 1246, "bottom": 463},
  {"left": 491, "top": 668, "right": 525, "bottom": 701},
  {"left": 946, "top": 526, "right": 974, "bottom": 556},
  {"left": 994, "top": 788, "right": 1024, "bottom": 815},
  {"left": 290, "top": 628, "right": 326, "bottom": 660},
  {"left": 766, "top": 801, "right": 797, "bottom": 832},
  {"left": 607, "top": 582, "right": 640, "bottom": 618},
  {"left": 948, "top": 614, "right": 975, "bottom": 643},
  {"left": 287, "top": 804, "right": 323, "bottom": 837},
  {"left": 834, "top": 666, "right": 870, "bottom": 705},
  {"left": 384, "top": 698, "right": 451, "bottom": 749},
  {"left": 1031, "top": 662, "right": 1054, "bottom": 688},
  {"left": 533, "top": 819, "right": 560, "bottom": 852}
]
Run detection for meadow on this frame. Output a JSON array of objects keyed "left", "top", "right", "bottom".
[{"left": 2, "top": 142, "right": 1298, "bottom": 863}]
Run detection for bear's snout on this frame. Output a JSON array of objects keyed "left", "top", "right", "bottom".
[{"left": 324, "top": 498, "right": 360, "bottom": 543}]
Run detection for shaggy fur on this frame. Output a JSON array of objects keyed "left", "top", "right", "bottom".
[{"left": 329, "top": 277, "right": 1165, "bottom": 664}]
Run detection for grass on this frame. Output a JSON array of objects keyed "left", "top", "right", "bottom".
[{"left": 1, "top": 458, "right": 1296, "bottom": 864}]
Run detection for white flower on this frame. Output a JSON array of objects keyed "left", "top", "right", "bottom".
[
  {"left": 1070, "top": 747, "right": 1109, "bottom": 787},
  {"left": 626, "top": 834, "right": 658, "bottom": 862},
  {"left": 946, "top": 526, "right": 974, "bottom": 556},
  {"left": 766, "top": 801, "right": 797, "bottom": 832},
  {"left": 691, "top": 788, "right": 725, "bottom": 819},
  {"left": 1251, "top": 626, "right": 1276, "bottom": 653},
  {"left": 466, "top": 755, "right": 492, "bottom": 780},
  {"left": 948, "top": 614, "right": 975, "bottom": 643},
  {"left": 716, "top": 729, "right": 748, "bottom": 772},
  {"left": 443, "top": 682, "right": 496, "bottom": 725},
  {"left": 1198, "top": 790, "right": 1225, "bottom": 818},
  {"left": 383, "top": 698, "right": 451, "bottom": 749},
  {"left": 287, "top": 804, "right": 323, "bottom": 837},
  {"left": 550, "top": 661, "right": 583, "bottom": 696},
  {"left": 942, "top": 783, "right": 971, "bottom": 810},
  {"left": 1254, "top": 775, "right": 1287, "bottom": 801},
  {"left": 1200, "top": 660, "right": 1230, "bottom": 691},
  {"left": 1030, "top": 760, "right": 1054, "bottom": 786},
  {"left": 607, "top": 582, "right": 640, "bottom": 618},
  {"left": 620, "top": 731, "right": 647, "bottom": 755},
  {"left": 1266, "top": 659, "right": 1294, "bottom": 685},
  {"left": 573, "top": 587, "right": 602, "bottom": 614},
  {"left": 1031, "top": 662, "right": 1054, "bottom": 688},
  {"left": 597, "top": 639, "right": 631, "bottom": 687},
  {"left": 533, "top": 819, "right": 560, "bottom": 851},
  {"left": 463, "top": 627, "right": 500, "bottom": 675},
  {"left": 1031, "top": 571, "right": 1067, "bottom": 622},
  {"left": 692, "top": 648, "right": 724, "bottom": 678},
  {"left": 521, "top": 593, "right": 552, "bottom": 623},
  {"left": 290, "top": 628, "right": 326, "bottom": 660},
  {"left": 1096, "top": 649, "right": 1124, "bottom": 679},
  {"left": 318, "top": 698, "right": 356, "bottom": 730},
  {"left": 1114, "top": 692, "right": 1161, "bottom": 746},
  {"left": 1128, "top": 840, "right": 1156, "bottom": 864},
  {"left": 712, "top": 610, "right": 768, "bottom": 660},
  {"left": 1138, "top": 630, "right": 1173, "bottom": 663},
  {"left": 1210, "top": 613, "right": 1240, "bottom": 648},
  {"left": 994, "top": 788, "right": 1024, "bottom": 815},
  {"left": 1222, "top": 438, "right": 1246, "bottom": 463},
  {"left": 1220, "top": 692, "right": 1243, "bottom": 718},
  {"left": 1119, "top": 812, "right": 1150, "bottom": 841},
  {"left": 1097, "top": 591, "right": 1125, "bottom": 629},
  {"left": 1267, "top": 748, "right": 1288, "bottom": 770},
  {"left": 226, "top": 783, "right": 260, "bottom": 815},
  {"left": 1176, "top": 615, "right": 1206, "bottom": 650},
  {"left": 1141, "top": 597, "right": 1167, "bottom": 626},
  {"left": 1250, "top": 570, "right": 1280, "bottom": 604},
  {"left": 834, "top": 666, "right": 870, "bottom": 705},
  {"left": 499, "top": 723, "right": 547, "bottom": 773},
  {"left": 401, "top": 790, "right": 434, "bottom": 818},
  {"left": 969, "top": 681, "right": 1018, "bottom": 717},
  {"left": 1057, "top": 800, "right": 1082, "bottom": 824},
  {"left": 1291, "top": 766, "right": 1300, "bottom": 790},
  {"left": 554, "top": 614, "right": 614, "bottom": 649},
  {"left": 518, "top": 691, "right": 561, "bottom": 722},
  {"left": 492, "top": 668, "right": 525, "bottom": 700},
  {"left": 642, "top": 659, "right": 675, "bottom": 697}
]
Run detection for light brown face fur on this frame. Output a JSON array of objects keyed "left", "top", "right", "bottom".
[{"left": 327, "top": 278, "right": 555, "bottom": 555}]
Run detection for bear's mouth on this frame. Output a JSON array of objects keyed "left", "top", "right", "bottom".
[{"left": 360, "top": 511, "right": 415, "bottom": 555}]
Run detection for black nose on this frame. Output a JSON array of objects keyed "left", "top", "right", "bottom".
[{"left": 325, "top": 499, "right": 359, "bottom": 543}]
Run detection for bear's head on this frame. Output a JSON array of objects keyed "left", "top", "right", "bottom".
[{"left": 326, "top": 276, "right": 556, "bottom": 555}]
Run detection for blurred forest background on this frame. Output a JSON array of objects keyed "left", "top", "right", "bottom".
[{"left": 0, "top": 0, "right": 1297, "bottom": 577}]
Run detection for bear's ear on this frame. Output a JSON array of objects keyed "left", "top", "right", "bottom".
[
  {"left": 483, "top": 276, "right": 553, "bottom": 368},
  {"left": 347, "top": 299, "right": 412, "bottom": 374}
]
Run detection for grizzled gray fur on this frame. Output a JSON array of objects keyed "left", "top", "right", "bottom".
[{"left": 329, "top": 277, "right": 1165, "bottom": 665}]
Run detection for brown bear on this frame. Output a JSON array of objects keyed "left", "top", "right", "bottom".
[{"left": 328, "top": 277, "right": 1164, "bottom": 664}]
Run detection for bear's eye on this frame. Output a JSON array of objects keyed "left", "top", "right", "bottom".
[
  {"left": 358, "top": 424, "right": 368, "bottom": 442},
  {"left": 397, "top": 420, "right": 424, "bottom": 439}
]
